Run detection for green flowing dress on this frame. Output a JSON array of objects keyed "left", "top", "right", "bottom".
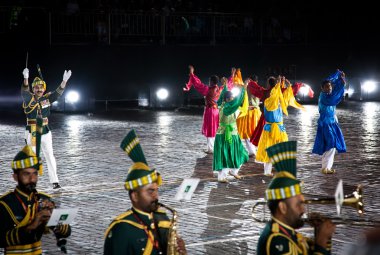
[{"left": 213, "top": 88, "right": 249, "bottom": 171}]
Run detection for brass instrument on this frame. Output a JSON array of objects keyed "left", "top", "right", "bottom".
[
  {"left": 158, "top": 203, "right": 186, "bottom": 255},
  {"left": 305, "top": 185, "right": 364, "bottom": 215},
  {"left": 251, "top": 185, "right": 378, "bottom": 226}
]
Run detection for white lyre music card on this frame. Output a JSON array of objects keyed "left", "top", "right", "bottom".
[
  {"left": 174, "top": 178, "right": 200, "bottom": 201},
  {"left": 334, "top": 179, "right": 344, "bottom": 216},
  {"left": 47, "top": 208, "right": 79, "bottom": 226}
]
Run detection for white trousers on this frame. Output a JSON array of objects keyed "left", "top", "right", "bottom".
[
  {"left": 264, "top": 163, "right": 272, "bottom": 175},
  {"left": 322, "top": 148, "right": 336, "bottom": 170},
  {"left": 26, "top": 131, "right": 59, "bottom": 184},
  {"left": 245, "top": 139, "right": 256, "bottom": 156},
  {"left": 218, "top": 168, "right": 240, "bottom": 181},
  {"left": 207, "top": 137, "right": 215, "bottom": 152}
]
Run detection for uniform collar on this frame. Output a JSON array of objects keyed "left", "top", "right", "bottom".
[
  {"left": 15, "top": 187, "right": 34, "bottom": 200},
  {"left": 132, "top": 206, "right": 153, "bottom": 220},
  {"left": 272, "top": 216, "right": 296, "bottom": 235}
]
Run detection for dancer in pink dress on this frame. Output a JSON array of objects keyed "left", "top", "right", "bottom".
[{"left": 184, "top": 65, "right": 222, "bottom": 153}]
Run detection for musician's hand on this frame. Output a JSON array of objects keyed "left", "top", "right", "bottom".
[
  {"left": 315, "top": 219, "right": 336, "bottom": 248},
  {"left": 231, "top": 67, "right": 236, "bottom": 75},
  {"left": 23, "top": 68, "right": 29, "bottom": 79},
  {"left": 176, "top": 237, "right": 187, "bottom": 254},
  {"left": 188, "top": 65, "right": 194, "bottom": 74},
  {"left": 39, "top": 199, "right": 55, "bottom": 212},
  {"left": 25, "top": 209, "right": 52, "bottom": 232}
]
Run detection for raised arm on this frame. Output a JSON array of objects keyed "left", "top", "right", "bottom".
[
  {"left": 47, "top": 70, "right": 72, "bottom": 102},
  {"left": 183, "top": 65, "right": 209, "bottom": 96},
  {"left": 247, "top": 79, "right": 265, "bottom": 99},
  {"left": 320, "top": 70, "right": 346, "bottom": 106},
  {"left": 226, "top": 67, "right": 236, "bottom": 90},
  {"left": 21, "top": 68, "right": 33, "bottom": 102}
]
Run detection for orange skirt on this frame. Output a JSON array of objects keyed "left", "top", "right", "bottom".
[{"left": 236, "top": 108, "right": 261, "bottom": 139}]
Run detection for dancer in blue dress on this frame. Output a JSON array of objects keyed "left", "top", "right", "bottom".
[{"left": 312, "top": 70, "right": 346, "bottom": 174}]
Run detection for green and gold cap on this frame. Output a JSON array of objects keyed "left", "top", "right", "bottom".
[
  {"left": 32, "top": 77, "right": 46, "bottom": 90},
  {"left": 120, "top": 129, "right": 162, "bottom": 190},
  {"left": 265, "top": 141, "right": 302, "bottom": 200},
  {"left": 11, "top": 145, "right": 43, "bottom": 175}
]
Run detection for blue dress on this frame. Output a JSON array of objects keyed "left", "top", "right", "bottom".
[{"left": 312, "top": 71, "right": 347, "bottom": 155}]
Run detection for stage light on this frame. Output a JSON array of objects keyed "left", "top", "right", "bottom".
[
  {"left": 65, "top": 90, "right": 80, "bottom": 103},
  {"left": 362, "top": 80, "right": 377, "bottom": 93},
  {"left": 346, "top": 88, "right": 354, "bottom": 97},
  {"left": 231, "top": 87, "right": 241, "bottom": 97},
  {"left": 156, "top": 88, "right": 169, "bottom": 100},
  {"left": 298, "top": 84, "right": 310, "bottom": 96}
]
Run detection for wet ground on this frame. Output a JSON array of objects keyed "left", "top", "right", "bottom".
[{"left": 1, "top": 101, "right": 379, "bottom": 254}]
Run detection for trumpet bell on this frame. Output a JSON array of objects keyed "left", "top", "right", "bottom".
[{"left": 305, "top": 184, "right": 364, "bottom": 215}]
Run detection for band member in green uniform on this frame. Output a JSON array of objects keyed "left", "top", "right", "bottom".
[
  {"left": 104, "top": 129, "right": 186, "bottom": 255},
  {"left": 21, "top": 67, "right": 72, "bottom": 189},
  {"left": 0, "top": 145, "right": 71, "bottom": 254},
  {"left": 257, "top": 141, "right": 336, "bottom": 255}
]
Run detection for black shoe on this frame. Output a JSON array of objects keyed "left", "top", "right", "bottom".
[{"left": 53, "top": 183, "right": 61, "bottom": 189}]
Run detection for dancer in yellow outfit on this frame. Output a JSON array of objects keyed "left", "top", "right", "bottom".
[
  {"left": 255, "top": 76, "right": 304, "bottom": 175},
  {"left": 236, "top": 74, "right": 261, "bottom": 156},
  {"left": 232, "top": 69, "right": 261, "bottom": 156}
]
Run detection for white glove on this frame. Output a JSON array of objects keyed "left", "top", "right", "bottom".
[
  {"left": 63, "top": 70, "right": 72, "bottom": 82},
  {"left": 22, "top": 68, "right": 29, "bottom": 79}
]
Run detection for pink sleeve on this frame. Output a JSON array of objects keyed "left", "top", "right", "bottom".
[
  {"left": 184, "top": 74, "right": 209, "bottom": 96},
  {"left": 227, "top": 75, "right": 234, "bottom": 90}
]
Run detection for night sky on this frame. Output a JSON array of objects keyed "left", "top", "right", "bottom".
[{"left": 1, "top": 0, "right": 379, "bottom": 109}]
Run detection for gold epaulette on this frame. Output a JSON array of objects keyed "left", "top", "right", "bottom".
[
  {"left": 155, "top": 208, "right": 167, "bottom": 214},
  {"left": 271, "top": 222, "right": 279, "bottom": 233},
  {"left": 37, "top": 191, "right": 52, "bottom": 198},
  {"left": 158, "top": 220, "right": 171, "bottom": 229},
  {"left": 104, "top": 215, "right": 144, "bottom": 239},
  {"left": 114, "top": 210, "right": 133, "bottom": 220}
]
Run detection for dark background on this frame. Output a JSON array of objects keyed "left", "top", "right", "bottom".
[{"left": 1, "top": 0, "right": 380, "bottom": 110}]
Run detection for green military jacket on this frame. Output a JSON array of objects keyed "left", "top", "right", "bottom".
[
  {"left": 257, "top": 217, "right": 331, "bottom": 255},
  {"left": 21, "top": 83, "right": 65, "bottom": 134},
  {"left": 104, "top": 207, "right": 171, "bottom": 255},
  {"left": 0, "top": 187, "right": 71, "bottom": 255}
]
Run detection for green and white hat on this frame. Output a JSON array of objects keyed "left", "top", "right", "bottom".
[
  {"left": 120, "top": 129, "right": 162, "bottom": 191},
  {"left": 265, "top": 141, "right": 302, "bottom": 200},
  {"left": 11, "top": 145, "right": 42, "bottom": 175}
]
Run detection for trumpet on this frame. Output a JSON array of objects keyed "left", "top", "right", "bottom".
[
  {"left": 252, "top": 185, "right": 378, "bottom": 226},
  {"left": 305, "top": 185, "right": 364, "bottom": 215}
]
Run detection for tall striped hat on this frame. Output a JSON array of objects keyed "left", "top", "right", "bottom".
[
  {"left": 120, "top": 129, "right": 162, "bottom": 191},
  {"left": 11, "top": 145, "right": 42, "bottom": 174},
  {"left": 265, "top": 141, "right": 302, "bottom": 200}
]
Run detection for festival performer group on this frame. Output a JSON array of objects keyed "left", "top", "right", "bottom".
[
  {"left": 0, "top": 62, "right": 351, "bottom": 255},
  {"left": 184, "top": 65, "right": 309, "bottom": 178}
]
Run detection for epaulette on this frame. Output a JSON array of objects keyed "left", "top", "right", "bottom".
[
  {"left": 104, "top": 212, "right": 143, "bottom": 238},
  {"left": 114, "top": 210, "right": 133, "bottom": 221},
  {"left": 37, "top": 191, "right": 52, "bottom": 199},
  {"left": 271, "top": 222, "right": 279, "bottom": 233},
  {"left": 155, "top": 208, "right": 167, "bottom": 214},
  {"left": 0, "top": 191, "right": 12, "bottom": 200}
]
